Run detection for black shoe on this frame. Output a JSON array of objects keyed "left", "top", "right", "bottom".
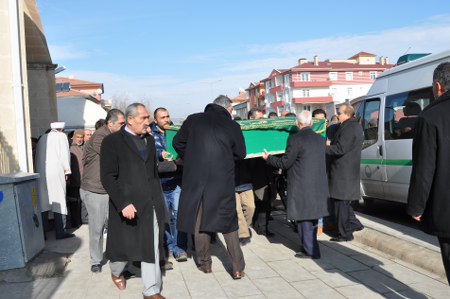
[
  {"left": 239, "top": 237, "right": 251, "bottom": 246},
  {"left": 56, "top": 233, "right": 75, "bottom": 240},
  {"left": 330, "top": 236, "right": 353, "bottom": 242},
  {"left": 353, "top": 225, "right": 364, "bottom": 232},
  {"left": 122, "top": 270, "right": 136, "bottom": 279},
  {"left": 91, "top": 264, "right": 102, "bottom": 273}
]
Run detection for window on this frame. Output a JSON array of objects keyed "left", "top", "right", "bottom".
[
  {"left": 345, "top": 72, "right": 353, "bottom": 80},
  {"left": 384, "top": 87, "right": 433, "bottom": 140},
  {"left": 284, "top": 74, "right": 290, "bottom": 86},
  {"left": 347, "top": 87, "right": 353, "bottom": 97},
  {"left": 304, "top": 105, "right": 311, "bottom": 111},
  {"left": 329, "top": 72, "right": 337, "bottom": 81},
  {"left": 55, "top": 83, "right": 70, "bottom": 92},
  {"left": 362, "top": 99, "right": 381, "bottom": 148},
  {"left": 370, "top": 71, "right": 377, "bottom": 80},
  {"left": 265, "top": 82, "right": 270, "bottom": 91},
  {"left": 277, "top": 91, "right": 283, "bottom": 102},
  {"left": 330, "top": 88, "right": 337, "bottom": 96},
  {"left": 301, "top": 72, "right": 310, "bottom": 81},
  {"left": 276, "top": 76, "right": 282, "bottom": 87},
  {"left": 302, "top": 89, "right": 310, "bottom": 97}
]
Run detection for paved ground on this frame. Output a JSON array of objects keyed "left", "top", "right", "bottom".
[{"left": 0, "top": 211, "right": 449, "bottom": 299}]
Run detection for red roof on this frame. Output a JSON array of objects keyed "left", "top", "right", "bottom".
[
  {"left": 57, "top": 89, "right": 97, "bottom": 101},
  {"left": 290, "top": 61, "right": 393, "bottom": 71},
  {"left": 348, "top": 52, "right": 377, "bottom": 59},
  {"left": 232, "top": 92, "right": 248, "bottom": 102}
]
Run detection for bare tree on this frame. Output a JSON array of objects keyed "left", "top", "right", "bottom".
[{"left": 110, "top": 93, "right": 153, "bottom": 119}]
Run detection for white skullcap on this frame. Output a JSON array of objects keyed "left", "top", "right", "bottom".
[{"left": 50, "top": 122, "right": 65, "bottom": 129}]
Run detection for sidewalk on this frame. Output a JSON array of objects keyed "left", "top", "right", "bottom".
[{"left": 0, "top": 211, "right": 449, "bottom": 299}]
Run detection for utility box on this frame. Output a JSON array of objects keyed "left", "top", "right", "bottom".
[{"left": 0, "top": 173, "right": 44, "bottom": 270}]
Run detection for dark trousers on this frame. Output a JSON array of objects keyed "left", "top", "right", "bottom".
[
  {"left": 252, "top": 185, "right": 271, "bottom": 234},
  {"left": 438, "top": 237, "right": 450, "bottom": 285},
  {"left": 297, "top": 220, "right": 320, "bottom": 258},
  {"left": 41, "top": 211, "right": 68, "bottom": 238},
  {"left": 194, "top": 203, "right": 245, "bottom": 273},
  {"left": 333, "top": 199, "right": 362, "bottom": 240}
]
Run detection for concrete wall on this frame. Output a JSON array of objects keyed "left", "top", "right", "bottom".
[{"left": 0, "top": 0, "right": 55, "bottom": 174}]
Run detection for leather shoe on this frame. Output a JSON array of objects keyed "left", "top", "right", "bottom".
[
  {"left": 231, "top": 271, "right": 245, "bottom": 279},
  {"left": 111, "top": 273, "right": 126, "bottom": 290},
  {"left": 330, "top": 236, "right": 353, "bottom": 242},
  {"left": 198, "top": 267, "right": 212, "bottom": 273},
  {"left": 144, "top": 294, "right": 166, "bottom": 299}
]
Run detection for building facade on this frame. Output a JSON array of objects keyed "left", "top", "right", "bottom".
[{"left": 261, "top": 52, "right": 393, "bottom": 117}]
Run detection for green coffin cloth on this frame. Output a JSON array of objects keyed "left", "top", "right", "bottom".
[{"left": 165, "top": 117, "right": 326, "bottom": 159}]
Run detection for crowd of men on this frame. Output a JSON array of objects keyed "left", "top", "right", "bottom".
[{"left": 33, "top": 63, "right": 450, "bottom": 298}]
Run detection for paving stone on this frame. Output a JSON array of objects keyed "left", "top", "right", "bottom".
[
  {"left": 214, "top": 271, "right": 262, "bottom": 298},
  {"left": 310, "top": 268, "right": 359, "bottom": 288},
  {"left": 252, "top": 277, "right": 304, "bottom": 299},
  {"left": 335, "top": 284, "right": 386, "bottom": 299},
  {"left": 249, "top": 244, "right": 294, "bottom": 262},
  {"left": 267, "top": 260, "right": 315, "bottom": 282},
  {"left": 291, "top": 279, "right": 346, "bottom": 299},
  {"left": 408, "top": 280, "right": 450, "bottom": 299},
  {"left": 374, "top": 263, "right": 432, "bottom": 285},
  {"left": 347, "top": 269, "right": 409, "bottom": 293},
  {"left": 242, "top": 254, "right": 279, "bottom": 279},
  {"left": 351, "top": 253, "right": 395, "bottom": 267},
  {"left": 384, "top": 289, "right": 432, "bottom": 299}
]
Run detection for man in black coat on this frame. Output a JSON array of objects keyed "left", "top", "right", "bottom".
[
  {"left": 407, "top": 62, "right": 450, "bottom": 285},
  {"left": 101, "top": 103, "right": 167, "bottom": 298},
  {"left": 326, "top": 104, "right": 364, "bottom": 242},
  {"left": 263, "top": 110, "right": 329, "bottom": 259},
  {"left": 173, "top": 95, "right": 247, "bottom": 279}
]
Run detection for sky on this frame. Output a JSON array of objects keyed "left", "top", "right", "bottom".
[{"left": 37, "top": 0, "right": 450, "bottom": 118}]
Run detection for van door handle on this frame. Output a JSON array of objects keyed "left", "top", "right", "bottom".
[{"left": 378, "top": 145, "right": 383, "bottom": 156}]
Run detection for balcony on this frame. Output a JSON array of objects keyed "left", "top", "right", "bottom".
[
  {"left": 291, "top": 80, "right": 332, "bottom": 88},
  {"left": 293, "top": 96, "right": 333, "bottom": 104}
]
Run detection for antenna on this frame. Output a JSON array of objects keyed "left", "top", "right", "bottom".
[{"left": 402, "top": 47, "right": 411, "bottom": 56}]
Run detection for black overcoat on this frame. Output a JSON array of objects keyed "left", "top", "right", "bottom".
[
  {"left": 326, "top": 118, "right": 363, "bottom": 201},
  {"left": 267, "top": 127, "right": 329, "bottom": 221},
  {"left": 407, "top": 91, "right": 450, "bottom": 238},
  {"left": 173, "top": 104, "right": 246, "bottom": 234},
  {"left": 100, "top": 127, "right": 166, "bottom": 263}
]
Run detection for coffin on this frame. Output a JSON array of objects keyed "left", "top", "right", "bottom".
[{"left": 165, "top": 117, "right": 326, "bottom": 159}]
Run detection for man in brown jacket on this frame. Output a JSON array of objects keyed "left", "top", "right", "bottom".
[{"left": 80, "top": 109, "right": 125, "bottom": 273}]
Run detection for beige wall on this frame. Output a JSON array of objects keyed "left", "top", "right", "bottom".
[{"left": 0, "top": 0, "right": 55, "bottom": 174}]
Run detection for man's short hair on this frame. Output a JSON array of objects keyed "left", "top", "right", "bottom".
[
  {"left": 125, "top": 103, "right": 146, "bottom": 124},
  {"left": 213, "top": 95, "right": 232, "bottom": 109},
  {"left": 297, "top": 110, "right": 312, "bottom": 126},
  {"left": 248, "top": 107, "right": 263, "bottom": 119},
  {"left": 433, "top": 62, "right": 450, "bottom": 93},
  {"left": 268, "top": 112, "right": 278, "bottom": 118},
  {"left": 74, "top": 129, "right": 84, "bottom": 136},
  {"left": 106, "top": 109, "right": 124, "bottom": 125},
  {"left": 341, "top": 104, "right": 355, "bottom": 117},
  {"left": 153, "top": 107, "right": 167, "bottom": 119},
  {"left": 285, "top": 112, "right": 296, "bottom": 117},
  {"left": 312, "top": 108, "right": 327, "bottom": 118},
  {"left": 95, "top": 119, "right": 106, "bottom": 130}
]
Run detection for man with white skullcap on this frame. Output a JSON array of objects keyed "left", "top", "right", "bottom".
[{"left": 35, "top": 121, "right": 74, "bottom": 239}]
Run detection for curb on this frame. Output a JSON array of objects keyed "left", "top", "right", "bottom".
[{"left": 354, "top": 213, "right": 446, "bottom": 279}]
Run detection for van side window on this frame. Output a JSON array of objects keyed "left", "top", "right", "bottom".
[
  {"left": 362, "top": 99, "right": 380, "bottom": 148},
  {"left": 384, "top": 87, "right": 433, "bottom": 139},
  {"left": 353, "top": 101, "right": 364, "bottom": 125}
]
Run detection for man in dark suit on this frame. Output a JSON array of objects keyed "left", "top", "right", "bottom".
[
  {"left": 407, "top": 62, "right": 450, "bottom": 285},
  {"left": 101, "top": 103, "right": 167, "bottom": 299},
  {"left": 173, "top": 95, "right": 247, "bottom": 279},
  {"left": 326, "top": 104, "right": 364, "bottom": 242},
  {"left": 263, "top": 110, "right": 329, "bottom": 259}
]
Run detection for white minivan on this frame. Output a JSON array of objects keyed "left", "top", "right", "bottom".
[{"left": 352, "top": 50, "right": 450, "bottom": 203}]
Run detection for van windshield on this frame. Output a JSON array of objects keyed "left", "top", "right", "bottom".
[{"left": 384, "top": 87, "right": 433, "bottom": 140}]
